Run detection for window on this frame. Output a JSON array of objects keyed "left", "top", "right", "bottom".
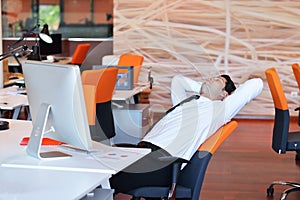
[
  {"left": 39, "top": 5, "right": 60, "bottom": 31},
  {"left": 1, "top": 0, "right": 113, "bottom": 38}
]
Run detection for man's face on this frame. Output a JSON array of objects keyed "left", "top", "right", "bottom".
[{"left": 201, "top": 77, "right": 228, "bottom": 100}]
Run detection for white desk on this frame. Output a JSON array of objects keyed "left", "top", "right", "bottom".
[
  {"left": 0, "top": 119, "right": 150, "bottom": 199},
  {"left": 0, "top": 86, "right": 28, "bottom": 119},
  {"left": 0, "top": 167, "right": 111, "bottom": 200}
]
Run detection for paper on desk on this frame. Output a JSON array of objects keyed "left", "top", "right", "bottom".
[{"left": 91, "top": 148, "right": 149, "bottom": 160}]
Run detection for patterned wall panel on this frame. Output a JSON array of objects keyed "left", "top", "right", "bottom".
[{"left": 113, "top": 0, "right": 300, "bottom": 117}]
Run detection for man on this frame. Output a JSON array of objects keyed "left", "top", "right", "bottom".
[
  {"left": 171, "top": 74, "right": 236, "bottom": 104},
  {"left": 110, "top": 74, "right": 263, "bottom": 193}
]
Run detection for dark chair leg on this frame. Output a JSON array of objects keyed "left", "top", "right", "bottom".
[
  {"left": 267, "top": 181, "right": 300, "bottom": 196},
  {"left": 281, "top": 187, "right": 300, "bottom": 200},
  {"left": 296, "top": 151, "right": 300, "bottom": 161}
]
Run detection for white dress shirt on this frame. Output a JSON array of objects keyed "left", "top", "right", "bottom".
[{"left": 142, "top": 75, "right": 263, "bottom": 161}]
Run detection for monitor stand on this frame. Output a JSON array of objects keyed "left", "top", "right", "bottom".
[{"left": 26, "top": 103, "right": 71, "bottom": 159}]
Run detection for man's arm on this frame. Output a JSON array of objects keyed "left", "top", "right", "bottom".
[
  {"left": 171, "top": 75, "right": 202, "bottom": 105},
  {"left": 223, "top": 78, "right": 263, "bottom": 120}
]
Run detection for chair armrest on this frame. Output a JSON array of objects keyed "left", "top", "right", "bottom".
[
  {"left": 158, "top": 156, "right": 188, "bottom": 163},
  {"left": 158, "top": 156, "right": 188, "bottom": 199},
  {"left": 158, "top": 156, "right": 188, "bottom": 183},
  {"left": 112, "top": 143, "right": 138, "bottom": 148}
]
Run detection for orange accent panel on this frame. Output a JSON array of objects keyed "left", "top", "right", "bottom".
[
  {"left": 265, "top": 68, "right": 288, "bottom": 110},
  {"left": 198, "top": 120, "right": 238, "bottom": 154},
  {"left": 292, "top": 63, "right": 300, "bottom": 90},
  {"left": 117, "top": 54, "right": 144, "bottom": 84},
  {"left": 70, "top": 43, "right": 91, "bottom": 65},
  {"left": 20, "top": 137, "right": 65, "bottom": 146},
  {"left": 82, "top": 84, "right": 96, "bottom": 125}
]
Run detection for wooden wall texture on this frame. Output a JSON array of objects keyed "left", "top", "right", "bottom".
[{"left": 113, "top": 0, "right": 300, "bottom": 117}]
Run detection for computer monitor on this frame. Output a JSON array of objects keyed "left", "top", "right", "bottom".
[
  {"left": 22, "top": 61, "right": 92, "bottom": 159},
  {"left": 39, "top": 33, "right": 62, "bottom": 59}
]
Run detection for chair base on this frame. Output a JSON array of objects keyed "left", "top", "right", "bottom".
[{"left": 267, "top": 181, "right": 300, "bottom": 200}]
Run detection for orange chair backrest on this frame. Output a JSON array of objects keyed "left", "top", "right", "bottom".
[
  {"left": 265, "top": 68, "right": 288, "bottom": 110},
  {"left": 117, "top": 54, "right": 144, "bottom": 84},
  {"left": 70, "top": 43, "right": 91, "bottom": 65},
  {"left": 198, "top": 120, "right": 238, "bottom": 154},
  {"left": 292, "top": 63, "right": 300, "bottom": 90},
  {"left": 82, "top": 84, "right": 96, "bottom": 125},
  {"left": 82, "top": 67, "right": 118, "bottom": 103},
  {"left": 82, "top": 68, "right": 118, "bottom": 125}
]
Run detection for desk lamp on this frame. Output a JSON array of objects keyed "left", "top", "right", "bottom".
[
  {"left": 27, "top": 24, "right": 53, "bottom": 61},
  {"left": 0, "top": 24, "right": 53, "bottom": 64}
]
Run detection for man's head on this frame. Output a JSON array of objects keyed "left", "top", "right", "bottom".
[{"left": 200, "top": 74, "right": 236, "bottom": 100}]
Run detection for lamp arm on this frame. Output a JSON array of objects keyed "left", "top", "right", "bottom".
[
  {"left": 0, "top": 52, "right": 13, "bottom": 61},
  {"left": 8, "top": 23, "right": 40, "bottom": 50},
  {"left": 0, "top": 23, "right": 40, "bottom": 64},
  {"left": 0, "top": 45, "right": 28, "bottom": 68}
]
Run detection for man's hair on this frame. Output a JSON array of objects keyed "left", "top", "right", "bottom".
[{"left": 220, "top": 74, "right": 236, "bottom": 95}]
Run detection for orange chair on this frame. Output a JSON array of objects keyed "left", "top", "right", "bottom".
[
  {"left": 127, "top": 120, "right": 238, "bottom": 200},
  {"left": 117, "top": 54, "right": 144, "bottom": 84},
  {"left": 117, "top": 54, "right": 151, "bottom": 103},
  {"left": 265, "top": 67, "right": 300, "bottom": 199},
  {"left": 70, "top": 43, "right": 91, "bottom": 66},
  {"left": 291, "top": 63, "right": 300, "bottom": 125},
  {"left": 82, "top": 67, "right": 118, "bottom": 142},
  {"left": 292, "top": 63, "right": 300, "bottom": 90}
]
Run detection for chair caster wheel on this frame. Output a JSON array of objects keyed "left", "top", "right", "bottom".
[{"left": 267, "top": 186, "right": 274, "bottom": 196}]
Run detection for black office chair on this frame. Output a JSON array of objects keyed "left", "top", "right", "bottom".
[
  {"left": 126, "top": 120, "right": 238, "bottom": 200},
  {"left": 265, "top": 67, "right": 300, "bottom": 199},
  {"left": 81, "top": 68, "right": 119, "bottom": 143}
]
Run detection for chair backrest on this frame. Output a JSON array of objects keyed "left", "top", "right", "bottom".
[
  {"left": 102, "top": 55, "right": 119, "bottom": 65},
  {"left": 82, "top": 67, "right": 118, "bottom": 142},
  {"left": 70, "top": 43, "right": 91, "bottom": 65},
  {"left": 265, "top": 68, "right": 288, "bottom": 110},
  {"left": 117, "top": 54, "right": 144, "bottom": 84},
  {"left": 82, "top": 68, "right": 119, "bottom": 103},
  {"left": 265, "top": 67, "right": 290, "bottom": 154},
  {"left": 82, "top": 68, "right": 118, "bottom": 125},
  {"left": 292, "top": 63, "right": 300, "bottom": 90},
  {"left": 178, "top": 120, "right": 238, "bottom": 200},
  {"left": 82, "top": 84, "right": 97, "bottom": 125}
]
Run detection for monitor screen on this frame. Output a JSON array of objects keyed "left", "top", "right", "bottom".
[
  {"left": 22, "top": 61, "right": 92, "bottom": 159},
  {"left": 39, "top": 33, "right": 62, "bottom": 57}
]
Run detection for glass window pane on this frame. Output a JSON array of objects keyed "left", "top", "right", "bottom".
[{"left": 1, "top": 0, "right": 113, "bottom": 38}]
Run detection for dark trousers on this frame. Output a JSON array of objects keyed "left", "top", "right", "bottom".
[{"left": 109, "top": 142, "right": 175, "bottom": 194}]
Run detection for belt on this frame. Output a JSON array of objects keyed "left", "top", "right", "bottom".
[{"left": 138, "top": 141, "right": 162, "bottom": 151}]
